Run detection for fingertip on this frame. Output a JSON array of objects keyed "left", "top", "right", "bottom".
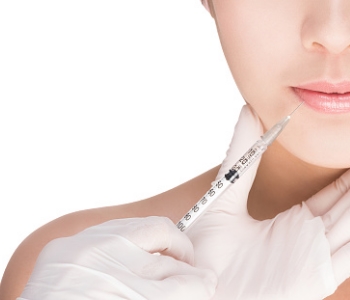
[
  {"left": 306, "top": 169, "right": 350, "bottom": 217},
  {"left": 334, "top": 169, "right": 350, "bottom": 194},
  {"left": 163, "top": 219, "right": 196, "bottom": 265},
  {"left": 161, "top": 268, "right": 218, "bottom": 299},
  {"left": 332, "top": 242, "right": 350, "bottom": 286},
  {"left": 195, "top": 268, "right": 218, "bottom": 298},
  {"left": 123, "top": 216, "right": 195, "bottom": 265},
  {"left": 215, "top": 104, "right": 263, "bottom": 181},
  {"left": 204, "top": 268, "right": 218, "bottom": 289}
]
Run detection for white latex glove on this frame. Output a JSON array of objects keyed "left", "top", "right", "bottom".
[
  {"left": 17, "top": 216, "right": 217, "bottom": 300},
  {"left": 186, "top": 105, "right": 350, "bottom": 300}
]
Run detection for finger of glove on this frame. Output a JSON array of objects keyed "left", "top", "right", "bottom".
[
  {"left": 201, "top": 0, "right": 210, "bottom": 12},
  {"left": 45, "top": 234, "right": 210, "bottom": 282},
  {"left": 306, "top": 169, "right": 350, "bottom": 217},
  {"left": 94, "top": 235, "right": 213, "bottom": 281},
  {"left": 214, "top": 105, "right": 263, "bottom": 181},
  {"left": 321, "top": 188, "right": 350, "bottom": 234},
  {"left": 136, "top": 253, "right": 217, "bottom": 300},
  {"left": 325, "top": 203, "right": 350, "bottom": 255},
  {"left": 78, "top": 235, "right": 217, "bottom": 300},
  {"left": 22, "top": 237, "right": 214, "bottom": 300},
  {"left": 331, "top": 242, "right": 350, "bottom": 286},
  {"left": 209, "top": 105, "right": 263, "bottom": 215},
  {"left": 20, "top": 255, "right": 149, "bottom": 300},
  {"left": 151, "top": 270, "right": 217, "bottom": 300},
  {"left": 77, "top": 216, "right": 195, "bottom": 265},
  {"left": 23, "top": 227, "right": 213, "bottom": 300},
  {"left": 19, "top": 236, "right": 150, "bottom": 300}
]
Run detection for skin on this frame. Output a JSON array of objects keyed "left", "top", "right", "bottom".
[
  {"left": 0, "top": 166, "right": 221, "bottom": 299},
  {"left": 206, "top": 0, "right": 350, "bottom": 220},
  {"left": 1, "top": 0, "right": 350, "bottom": 299},
  {"left": 209, "top": 0, "right": 350, "bottom": 169},
  {"left": 207, "top": 0, "right": 350, "bottom": 298}
]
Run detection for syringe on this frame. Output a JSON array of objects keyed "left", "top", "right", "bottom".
[{"left": 176, "top": 102, "right": 304, "bottom": 232}]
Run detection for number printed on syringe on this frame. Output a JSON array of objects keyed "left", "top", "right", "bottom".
[
  {"left": 176, "top": 102, "right": 304, "bottom": 232},
  {"left": 176, "top": 179, "right": 225, "bottom": 231}
]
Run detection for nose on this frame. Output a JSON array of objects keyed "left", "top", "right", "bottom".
[{"left": 301, "top": 1, "right": 350, "bottom": 55}]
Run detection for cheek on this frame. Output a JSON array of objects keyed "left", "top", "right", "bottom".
[
  {"left": 214, "top": 1, "right": 300, "bottom": 108},
  {"left": 277, "top": 111, "right": 350, "bottom": 169},
  {"left": 213, "top": 1, "right": 350, "bottom": 168}
]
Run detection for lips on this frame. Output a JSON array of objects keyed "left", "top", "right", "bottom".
[{"left": 293, "top": 81, "right": 350, "bottom": 113}]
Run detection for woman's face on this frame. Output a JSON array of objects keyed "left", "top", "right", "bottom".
[{"left": 210, "top": 0, "right": 350, "bottom": 168}]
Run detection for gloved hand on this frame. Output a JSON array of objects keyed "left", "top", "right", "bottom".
[
  {"left": 17, "top": 216, "right": 217, "bottom": 300},
  {"left": 201, "top": 0, "right": 210, "bottom": 12},
  {"left": 186, "top": 105, "right": 350, "bottom": 300}
]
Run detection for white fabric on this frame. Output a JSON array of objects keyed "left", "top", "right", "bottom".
[
  {"left": 186, "top": 105, "right": 350, "bottom": 299},
  {"left": 18, "top": 217, "right": 217, "bottom": 300}
]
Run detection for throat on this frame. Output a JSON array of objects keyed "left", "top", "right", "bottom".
[{"left": 247, "top": 140, "right": 347, "bottom": 221}]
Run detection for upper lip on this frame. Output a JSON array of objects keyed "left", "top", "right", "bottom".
[{"left": 295, "top": 81, "right": 350, "bottom": 94}]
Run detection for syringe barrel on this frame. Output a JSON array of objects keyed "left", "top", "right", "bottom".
[
  {"left": 176, "top": 108, "right": 299, "bottom": 232},
  {"left": 225, "top": 139, "right": 267, "bottom": 182},
  {"left": 176, "top": 177, "right": 231, "bottom": 231},
  {"left": 261, "top": 116, "right": 290, "bottom": 146},
  {"left": 176, "top": 139, "right": 268, "bottom": 232}
]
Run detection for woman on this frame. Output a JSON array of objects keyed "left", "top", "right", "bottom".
[{"left": 1, "top": 0, "right": 350, "bottom": 298}]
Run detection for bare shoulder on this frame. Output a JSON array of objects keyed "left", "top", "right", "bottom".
[
  {"left": 0, "top": 165, "right": 220, "bottom": 300},
  {"left": 324, "top": 278, "right": 350, "bottom": 299}
]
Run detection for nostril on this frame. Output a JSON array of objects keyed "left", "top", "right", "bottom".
[
  {"left": 301, "top": 12, "right": 350, "bottom": 55},
  {"left": 309, "top": 41, "right": 327, "bottom": 52}
]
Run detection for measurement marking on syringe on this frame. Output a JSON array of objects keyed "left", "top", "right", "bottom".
[{"left": 176, "top": 102, "right": 304, "bottom": 232}]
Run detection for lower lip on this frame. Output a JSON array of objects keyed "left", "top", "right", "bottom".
[{"left": 293, "top": 87, "right": 350, "bottom": 113}]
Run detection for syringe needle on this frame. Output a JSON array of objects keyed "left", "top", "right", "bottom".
[
  {"left": 261, "top": 102, "right": 304, "bottom": 146},
  {"left": 176, "top": 102, "right": 304, "bottom": 232},
  {"left": 289, "top": 101, "right": 304, "bottom": 117}
]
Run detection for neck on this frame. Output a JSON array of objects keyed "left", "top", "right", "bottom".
[{"left": 247, "top": 140, "right": 347, "bottom": 220}]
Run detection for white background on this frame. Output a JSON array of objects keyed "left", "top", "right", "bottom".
[{"left": 0, "top": 0, "right": 243, "bottom": 278}]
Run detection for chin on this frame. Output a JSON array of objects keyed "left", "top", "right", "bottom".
[{"left": 280, "top": 138, "right": 350, "bottom": 170}]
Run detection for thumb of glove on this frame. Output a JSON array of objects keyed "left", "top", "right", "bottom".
[{"left": 209, "top": 104, "right": 263, "bottom": 215}]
